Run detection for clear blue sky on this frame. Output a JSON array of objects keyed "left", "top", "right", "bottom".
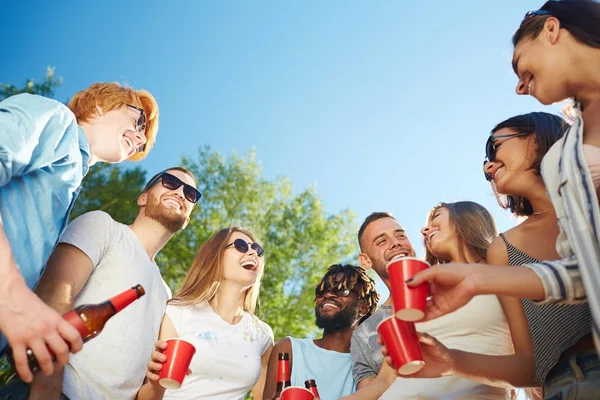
[{"left": 1, "top": 0, "right": 562, "bottom": 257}]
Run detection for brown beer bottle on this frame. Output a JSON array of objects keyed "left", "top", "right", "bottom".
[
  {"left": 305, "top": 379, "right": 320, "bottom": 398},
  {"left": 271, "top": 352, "right": 291, "bottom": 399},
  {"left": 25, "top": 284, "right": 145, "bottom": 371}
]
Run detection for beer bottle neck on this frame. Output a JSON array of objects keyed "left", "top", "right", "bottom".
[{"left": 109, "top": 286, "right": 143, "bottom": 313}]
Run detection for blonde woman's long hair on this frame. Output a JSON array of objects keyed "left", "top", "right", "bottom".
[
  {"left": 169, "top": 227, "right": 265, "bottom": 314},
  {"left": 424, "top": 201, "right": 498, "bottom": 265}
]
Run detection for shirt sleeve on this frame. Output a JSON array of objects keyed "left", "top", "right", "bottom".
[
  {"left": 524, "top": 255, "right": 587, "bottom": 304},
  {"left": 256, "top": 319, "right": 274, "bottom": 355},
  {"left": 165, "top": 304, "right": 185, "bottom": 336},
  {"left": 351, "top": 330, "right": 377, "bottom": 384},
  {"left": 0, "top": 93, "right": 76, "bottom": 186},
  {"left": 59, "top": 210, "right": 116, "bottom": 268}
]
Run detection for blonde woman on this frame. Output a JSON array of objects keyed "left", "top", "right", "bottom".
[{"left": 137, "top": 227, "right": 273, "bottom": 400}]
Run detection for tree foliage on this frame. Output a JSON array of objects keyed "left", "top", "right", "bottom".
[{"left": 0, "top": 67, "right": 62, "bottom": 101}]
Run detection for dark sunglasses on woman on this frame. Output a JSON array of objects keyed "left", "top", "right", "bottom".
[
  {"left": 483, "top": 132, "right": 530, "bottom": 181},
  {"left": 144, "top": 172, "right": 201, "bottom": 203},
  {"left": 226, "top": 238, "right": 264, "bottom": 257}
]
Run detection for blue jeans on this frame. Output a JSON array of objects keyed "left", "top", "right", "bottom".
[{"left": 543, "top": 350, "right": 600, "bottom": 399}]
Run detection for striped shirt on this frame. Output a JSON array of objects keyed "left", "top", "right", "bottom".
[
  {"left": 523, "top": 113, "right": 600, "bottom": 353},
  {"left": 500, "top": 233, "right": 591, "bottom": 383}
]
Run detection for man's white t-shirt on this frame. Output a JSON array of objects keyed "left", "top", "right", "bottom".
[
  {"left": 163, "top": 302, "right": 274, "bottom": 400},
  {"left": 60, "top": 211, "right": 171, "bottom": 400}
]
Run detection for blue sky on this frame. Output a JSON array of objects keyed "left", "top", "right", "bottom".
[{"left": 1, "top": 0, "right": 562, "bottom": 258}]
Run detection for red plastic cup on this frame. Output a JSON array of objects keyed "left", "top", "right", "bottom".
[
  {"left": 281, "top": 387, "right": 315, "bottom": 400},
  {"left": 158, "top": 338, "right": 196, "bottom": 390},
  {"left": 387, "top": 256, "right": 429, "bottom": 321},
  {"left": 377, "top": 316, "right": 424, "bottom": 375}
]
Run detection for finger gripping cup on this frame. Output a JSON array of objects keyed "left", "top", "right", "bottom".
[
  {"left": 158, "top": 338, "right": 196, "bottom": 390},
  {"left": 280, "top": 386, "right": 315, "bottom": 400},
  {"left": 377, "top": 316, "right": 425, "bottom": 375},
  {"left": 386, "top": 257, "right": 429, "bottom": 321}
]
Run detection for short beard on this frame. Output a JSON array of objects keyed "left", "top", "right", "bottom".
[
  {"left": 144, "top": 194, "right": 187, "bottom": 233},
  {"left": 315, "top": 302, "right": 360, "bottom": 333}
]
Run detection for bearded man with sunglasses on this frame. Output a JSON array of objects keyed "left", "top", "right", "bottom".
[
  {"left": 263, "top": 264, "right": 380, "bottom": 400},
  {"left": 4, "top": 167, "right": 200, "bottom": 400},
  {"left": 0, "top": 82, "right": 159, "bottom": 384}
]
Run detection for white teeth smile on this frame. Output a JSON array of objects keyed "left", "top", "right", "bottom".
[
  {"left": 528, "top": 81, "right": 533, "bottom": 94},
  {"left": 390, "top": 253, "right": 408, "bottom": 262},
  {"left": 427, "top": 231, "right": 438, "bottom": 241},
  {"left": 322, "top": 302, "right": 339, "bottom": 309},
  {"left": 493, "top": 167, "right": 505, "bottom": 180},
  {"left": 164, "top": 198, "right": 181, "bottom": 209}
]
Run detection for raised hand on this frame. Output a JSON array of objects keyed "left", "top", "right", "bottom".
[{"left": 407, "top": 263, "right": 478, "bottom": 321}]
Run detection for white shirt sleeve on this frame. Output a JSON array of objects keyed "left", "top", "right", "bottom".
[
  {"left": 165, "top": 304, "right": 185, "bottom": 336},
  {"left": 59, "top": 210, "right": 117, "bottom": 268}
]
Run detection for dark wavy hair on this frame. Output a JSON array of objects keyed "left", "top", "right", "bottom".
[
  {"left": 513, "top": 0, "right": 600, "bottom": 49},
  {"left": 490, "top": 112, "right": 568, "bottom": 216}
]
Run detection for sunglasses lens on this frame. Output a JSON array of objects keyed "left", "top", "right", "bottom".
[
  {"left": 485, "top": 137, "right": 495, "bottom": 161},
  {"left": 138, "top": 114, "right": 147, "bottom": 133},
  {"left": 161, "top": 174, "right": 181, "bottom": 190},
  {"left": 234, "top": 239, "right": 249, "bottom": 254},
  {"left": 183, "top": 186, "right": 201, "bottom": 203},
  {"left": 251, "top": 243, "right": 264, "bottom": 257}
]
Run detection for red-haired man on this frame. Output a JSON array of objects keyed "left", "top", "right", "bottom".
[{"left": 0, "top": 83, "right": 159, "bottom": 382}]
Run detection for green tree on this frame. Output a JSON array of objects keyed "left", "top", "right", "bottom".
[
  {"left": 70, "top": 164, "right": 147, "bottom": 223},
  {"left": 0, "top": 67, "right": 63, "bottom": 101},
  {"left": 161, "top": 147, "right": 358, "bottom": 338}
]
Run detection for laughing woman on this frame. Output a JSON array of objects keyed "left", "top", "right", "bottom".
[{"left": 136, "top": 227, "right": 273, "bottom": 400}]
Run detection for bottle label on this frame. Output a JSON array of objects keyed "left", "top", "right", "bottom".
[
  {"left": 277, "top": 360, "right": 290, "bottom": 382},
  {"left": 63, "top": 310, "right": 89, "bottom": 338},
  {"left": 109, "top": 287, "right": 141, "bottom": 313}
]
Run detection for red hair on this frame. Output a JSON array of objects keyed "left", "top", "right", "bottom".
[{"left": 68, "top": 82, "right": 159, "bottom": 161}]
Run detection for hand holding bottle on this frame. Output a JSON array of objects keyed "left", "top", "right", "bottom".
[{"left": 0, "top": 274, "right": 82, "bottom": 383}]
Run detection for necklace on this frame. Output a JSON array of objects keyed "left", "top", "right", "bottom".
[{"left": 532, "top": 208, "right": 554, "bottom": 216}]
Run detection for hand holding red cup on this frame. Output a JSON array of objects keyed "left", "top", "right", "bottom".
[
  {"left": 386, "top": 257, "right": 430, "bottom": 321},
  {"left": 157, "top": 338, "right": 196, "bottom": 390},
  {"left": 377, "top": 316, "right": 424, "bottom": 375}
]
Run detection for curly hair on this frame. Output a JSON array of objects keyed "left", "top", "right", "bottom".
[{"left": 315, "top": 264, "right": 380, "bottom": 324}]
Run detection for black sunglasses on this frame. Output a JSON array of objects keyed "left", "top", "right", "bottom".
[
  {"left": 522, "top": 9, "right": 553, "bottom": 24},
  {"left": 144, "top": 172, "right": 201, "bottom": 203},
  {"left": 127, "top": 104, "right": 147, "bottom": 153},
  {"left": 226, "top": 238, "right": 264, "bottom": 257},
  {"left": 483, "top": 132, "right": 530, "bottom": 181},
  {"left": 315, "top": 282, "right": 357, "bottom": 298}
]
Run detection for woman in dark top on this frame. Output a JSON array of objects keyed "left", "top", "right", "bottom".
[{"left": 392, "top": 112, "right": 595, "bottom": 400}]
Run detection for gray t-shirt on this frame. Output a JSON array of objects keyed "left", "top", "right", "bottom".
[
  {"left": 60, "top": 211, "right": 172, "bottom": 400},
  {"left": 350, "top": 305, "right": 392, "bottom": 384}
]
